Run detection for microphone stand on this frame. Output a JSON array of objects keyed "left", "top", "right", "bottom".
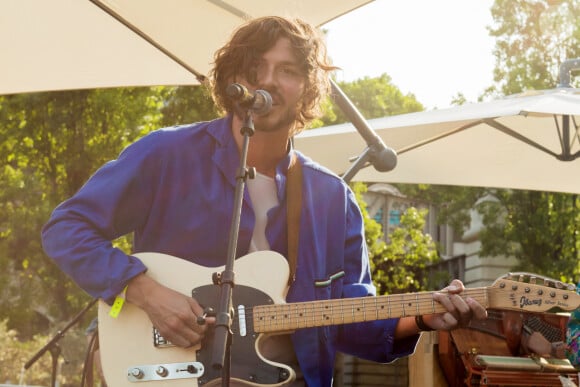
[
  {"left": 211, "top": 108, "right": 256, "bottom": 387},
  {"left": 24, "top": 298, "right": 98, "bottom": 387}
]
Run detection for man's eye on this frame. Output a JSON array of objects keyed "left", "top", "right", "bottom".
[{"left": 280, "top": 67, "right": 301, "bottom": 77}]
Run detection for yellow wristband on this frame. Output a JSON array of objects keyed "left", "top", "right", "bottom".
[{"left": 109, "top": 285, "right": 128, "bottom": 318}]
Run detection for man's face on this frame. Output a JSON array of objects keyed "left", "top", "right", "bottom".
[{"left": 239, "top": 37, "right": 306, "bottom": 134}]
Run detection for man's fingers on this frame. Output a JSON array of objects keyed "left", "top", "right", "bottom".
[
  {"left": 467, "top": 297, "right": 488, "bottom": 319},
  {"left": 432, "top": 282, "right": 487, "bottom": 330}
]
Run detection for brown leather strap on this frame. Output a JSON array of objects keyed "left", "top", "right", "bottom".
[
  {"left": 83, "top": 328, "right": 99, "bottom": 387},
  {"left": 286, "top": 152, "right": 302, "bottom": 285}
]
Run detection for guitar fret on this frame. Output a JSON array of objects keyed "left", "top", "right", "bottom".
[
  {"left": 415, "top": 293, "right": 419, "bottom": 316},
  {"left": 294, "top": 303, "right": 304, "bottom": 329},
  {"left": 363, "top": 298, "right": 367, "bottom": 321},
  {"left": 295, "top": 304, "right": 302, "bottom": 329},
  {"left": 377, "top": 297, "right": 387, "bottom": 320},
  {"left": 280, "top": 303, "right": 289, "bottom": 330}
]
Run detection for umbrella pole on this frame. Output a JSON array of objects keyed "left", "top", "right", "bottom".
[
  {"left": 557, "top": 58, "right": 580, "bottom": 161},
  {"left": 557, "top": 58, "right": 580, "bottom": 88}
]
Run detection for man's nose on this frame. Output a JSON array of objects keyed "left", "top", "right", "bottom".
[{"left": 258, "top": 65, "right": 277, "bottom": 87}]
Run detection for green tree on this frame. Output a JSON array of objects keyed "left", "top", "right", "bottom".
[
  {"left": 0, "top": 85, "right": 224, "bottom": 386},
  {"left": 160, "top": 85, "right": 220, "bottom": 126},
  {"left": 488, "top": 0, "right": 580, "bottom": 97},
  {"left": 0, "top": 88, "right": 166, "bottom": 333},
  {"left": 311, "top": 74, "right": 424, "bottom": 128},
  {"left": 352, "top": 183, "right": 439, "bottom": 295},
  {"left": 374, "top": 207, "right": 440, "bottom": 295},
  {"left": 477, "top": 190, "right": 580, "bottom": 282},
  {"left": 397, "top": 183, "right": 580, "bottom": 283}
]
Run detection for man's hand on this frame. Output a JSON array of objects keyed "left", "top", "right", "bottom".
[
  {"left": 126, "top": 273, "right": 215, "bottom": 348},
  {"left": 423, "top": 279, "right": 488, "bottom": 331}
]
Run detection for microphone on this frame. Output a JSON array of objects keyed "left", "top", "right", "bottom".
[{"left": 226, "top": 83, "right": 273, "bottom": 115}]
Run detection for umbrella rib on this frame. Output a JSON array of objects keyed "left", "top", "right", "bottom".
[
  {"left": 571, "top": 115, "right": 580, "bottom": 150},
  {"left": 89, "top": 0, "right": 208, "bottom": 84},
  {"left": 483, "top": 118, "right": 561, "bottom": 160},
  {"left": 397, "top": 121, "right": 481, "bottom": 154},
  {"left": 207, "top": 0, "right": 253, "bottom": 20}
]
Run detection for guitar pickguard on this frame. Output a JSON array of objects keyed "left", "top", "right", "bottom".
[{"left": 193, "top": 284, "right": 292, "bottom": 385}]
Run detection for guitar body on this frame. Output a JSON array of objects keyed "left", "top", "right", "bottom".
[
  {"left": 98, "top": 251, "right": 295, "bottom": 386},
  {"left": 98, "top": 251, "right": 580, "bottom": 386}
]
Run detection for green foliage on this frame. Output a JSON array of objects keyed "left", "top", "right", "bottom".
[
  {"left": 160, "top": 85, "right": 220, "bottom": 126},
  {"left": 0, "top": 319, "right": 88, "bottom": 386},
  {"left": 0, "top": 85, "right": 221, "bottom": 386},
  {"left": 373, "top": 207, "right": 440, "bottom": 295},
  {"left": 476, "top": 191, "right": 580, "bottom": 283},
  {"left": 397, "top": 181, "right": 580, "bottom": 283},
  {"left": 312, "top": 74, "right": 424, "bottom": 129},
  {"left": 0, "top": 88, "right": 167, "bottom": 335},
  {"left": 396, "top": 184, "right": 485, "bottom": 233},
  {"left": 487, "top": 0, "right": 580, "bottom": 97},
  {"left": 351, "top": 182, "right": 386, "bottom": 257},
  {"left": 352, "top": 183, "right": 439, "bottom": 295}
]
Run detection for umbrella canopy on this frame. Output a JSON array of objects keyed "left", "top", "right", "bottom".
[
  {"left": 0, "top": 0, "right": 372, "bottom": 95},
  {"left": 295, "top": 87, "right": 580, "bottom": 194}
]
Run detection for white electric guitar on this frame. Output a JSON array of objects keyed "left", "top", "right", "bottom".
[{"left": 98, "top": 251, "right": 580, "bottom": 386}]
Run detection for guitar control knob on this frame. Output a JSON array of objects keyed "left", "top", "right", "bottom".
[
  {"left": 129, "top": 368, "right": 144, "bottom": 379},
  {"left": 156, "top": 366, "right": 169, "bottom": 377}
]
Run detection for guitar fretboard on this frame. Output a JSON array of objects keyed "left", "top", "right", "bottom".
[{"left": 252, "top": 288, "right": 490, "bottom": 333}]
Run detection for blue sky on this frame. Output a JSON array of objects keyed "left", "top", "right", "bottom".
[{"left": 323, "top": 0, "right": 496, "bottom": 110}]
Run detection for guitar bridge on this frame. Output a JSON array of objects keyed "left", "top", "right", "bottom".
[{"left": 153, "top": 327, "right": 174, "bottom": 348}]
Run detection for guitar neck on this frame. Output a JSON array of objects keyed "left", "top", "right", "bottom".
[{"left": 253, "top": 287, "right": 489, "bottom": 333}]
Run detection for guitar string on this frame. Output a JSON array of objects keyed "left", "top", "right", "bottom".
[{"left": 226, "top": 287, "right": 575, "bottom": 332}]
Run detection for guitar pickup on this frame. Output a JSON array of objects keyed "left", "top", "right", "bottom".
[{"left": 126, "top": 362, "right": 204, "bottom": 382}]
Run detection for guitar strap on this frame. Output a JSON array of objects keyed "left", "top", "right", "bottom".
[
  {"left": 286, "top": 151, "right": 302, "bottom": 285},
  {"left": 82, "top": 326, "right": 99, "bottom": 387}
]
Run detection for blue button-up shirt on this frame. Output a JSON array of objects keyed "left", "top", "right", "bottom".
[{"left": 42, "top": 116, "right": 418, "bottom": 385}]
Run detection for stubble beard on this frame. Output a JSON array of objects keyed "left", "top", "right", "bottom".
[{"left": 254, "top": 106, "right": 297, "bottom": 134}]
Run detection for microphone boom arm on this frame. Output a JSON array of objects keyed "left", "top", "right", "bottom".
[{"left": 330, "top": 79, "right": 397, "bottom": 183}]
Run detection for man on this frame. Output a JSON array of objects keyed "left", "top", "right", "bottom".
[{"left": 42, "top": 16, "right": 487, "bottom": 386}]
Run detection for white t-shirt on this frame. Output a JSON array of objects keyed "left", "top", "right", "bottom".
[
  {"left": 245, "top": 172, "right": 303, "bottom": 385},
  {"left": 247, "top": 172, "right": 278, "bottom": 252}
]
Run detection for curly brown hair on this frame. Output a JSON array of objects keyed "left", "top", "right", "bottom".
[{"left": 209, "top": 16, "right": 337, "bottom": 133}]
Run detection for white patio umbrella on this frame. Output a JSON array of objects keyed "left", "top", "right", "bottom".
[
  {"left": 295, "top": 86, "right": 580, "bottom": 194},
  {"left": 0, "top": 0, "right": 372, "bottom": 95}
]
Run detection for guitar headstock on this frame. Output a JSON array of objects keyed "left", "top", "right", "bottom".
[{"left": 487, "top": 272, "right": 580, "bottom": 313}]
